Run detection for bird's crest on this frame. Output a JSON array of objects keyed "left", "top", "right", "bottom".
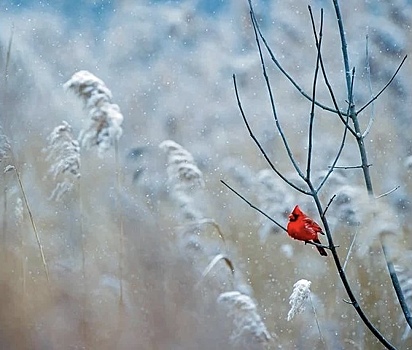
[{"left": 292, "top": 205, "right": 303, "bottom": 216}]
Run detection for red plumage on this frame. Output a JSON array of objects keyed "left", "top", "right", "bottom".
[{"left": 287, "top": 205, "right": 327, "bottom": 256}]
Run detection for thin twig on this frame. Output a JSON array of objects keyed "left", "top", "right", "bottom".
[
  {"left": 305, "top": 240, "right": 335, "bottom": 251},
  {"left": 306, "top": 6, "right": 324, "bottom": 182},
  {"left": 382, "top": 243, "right": 412, "bottom": 330},
  {"left": 314, "top": 111, "right": 349, "bottom": 193},
  {"left": 232, "top": 75, "right": 309, "bottom": 195},
  {"left": 329, "top": 164, "right": 372, "bottom": 170},
  {"left": 307, "top": 11, "right": 350, "bottom": 194},
  {"left": 348, "top": 67, "right": 356, "bottom": 113},
  {"left": 249, "top": 10, "right": 306, "bottom": 180},
  {"left": 305, "top": 4, "right": 357, "bottom": 136},
  {"left": 248, "top": 0, "right": 343, "bottom": 116},
  {"left": 362, "top": 32, "right": 375, "bottom": 138},
  {"left": 307, "top": 4, "right": 356, "bottom": 137},
  {"left": 357, "top": 55, "right": 407, "bottom": 116},
  {"left": 322, "top": 194, "right": 336, "bottom": 217},
  {"left": 375, "top": 186, "right": 400, "bottom": 199},
  {"left": 332, "top": 0, "right": 352, "bottom": 98},
  {"left": 333, "top": 0, "right": 374, "bottom": 195},
  {"left": 221, "top": 180, "right": 287, "bottom": 232}
]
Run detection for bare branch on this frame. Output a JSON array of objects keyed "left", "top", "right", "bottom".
[
  {"left": 305, "top": 7, "right": 352, "bottom": 194},
  {"left": 234, "top": 2, "right": 398, "bottom": 348},
  {"left": 233, "top": 75, "right": 309, "bottom": 194},
  {"left": 316, "top": 84, "right": 351, "bottom": 193},
  {"left": 332, "top": 0, "right": 352, "bottom": 99},
  {"left": 248, "top": 1, "right": 342, "bottom": 115},
  {"left": 322, "top": 194, "right": 336, "bottom": 217},
  {"left": 375, "top": 186, "right": 400, "bottom": 199},
  {"left": 249, "top": 10, "right": 306, "bottom": 180},
  {"left": 362, "top": 32, "right": 375, "bottom": 138},
  {"left": 307, "top": 5, "right": 357, "bottom": 137},
  {"left": 348, "top": 67, "right": 356, "bottom": 108},
  {"left": 382, "top": 243, "right": 412, "bottom": 330},
  {"left": 329, "top": 1, "right": 394, "bottom": 346},
  {"left": 220, "top": 180, "right": 287, "bottom": 233},
  {"left": 304, "top": 240, "right": 337, "bottom": 251},
  {"left": 306, "top": 6, "right": 324, "bottom": 181},
  {"left": 357, "top": 55, "right": 408, "bottom": 116},
  {"left": 329, "top": 164, "right": 372, "bottom": 170}
]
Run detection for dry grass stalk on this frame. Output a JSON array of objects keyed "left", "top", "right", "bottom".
[
  {"left": 4, "top": 165, "right": 50, "bottom": 284},
  {"left": 65, "top": 70, "right": 125, "bottom": 303},
  {"left": 64, "top": 70, "right": 124, "bottom": 157},
  {"left": 197, "top": 253, "right": 235, "bottom": 287},
  {"left": 45, "top": 121, "right": 81, "bottom": 201},
  {"left": 217, "top": 290, "right": 271, "bottom": 344}
]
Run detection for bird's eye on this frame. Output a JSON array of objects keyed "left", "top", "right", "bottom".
[{"left": 289, "top": 214, "right": 297, "bottom": 221}]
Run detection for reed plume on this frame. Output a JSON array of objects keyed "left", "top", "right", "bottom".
[
  {"left": 159, "top": 139, "right": 204, "bottom": 221},
  {"left": 287, "top": 279, "right": 312, "bottom": 321},
  {"left": 44, "top": 121, "right": 81, "bottom": 201},
  {"left": 217, "top": 290, "right": 271, "bottom": 344},
  {"left": 64, "top": 70, "right": 124, "bottom": 157},
  {"left": 64, "top": 70, "right": 125, "bottom": 303}
]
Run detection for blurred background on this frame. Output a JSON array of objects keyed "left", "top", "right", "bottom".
[{"left": 0, "top": 0, "right": 411, "bottom": 349}]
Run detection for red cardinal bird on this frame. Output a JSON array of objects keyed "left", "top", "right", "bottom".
[{"left": 287, "top": 205, "right": 328, "bottom": 256}]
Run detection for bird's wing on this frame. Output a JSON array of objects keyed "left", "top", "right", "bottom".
[{"left": 303, "top": 217, "right": 324, "bottom": 235}]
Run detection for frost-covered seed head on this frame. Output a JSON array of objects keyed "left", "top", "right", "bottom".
[
  {"left": 218, "top": 291, "right": 271, "bottom": 344},
  {"left": 63, "top": 70, "right": 112, "bottom": 107},
  {"left": 159, "top": 140, "right": 204, "bottom": 191},
  {"left": 45, "top": 121, "right": 81, "bottom": 201},
  {"left": 287, "top": 279, "right": 312, "bottom": 321},
  {"left": 64, "top": 71, "right": 124, "bottom": 157}
]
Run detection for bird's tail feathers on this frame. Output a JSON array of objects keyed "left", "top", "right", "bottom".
[{"left": 313, "top": 238, "right": 328, "bottom": 256}]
